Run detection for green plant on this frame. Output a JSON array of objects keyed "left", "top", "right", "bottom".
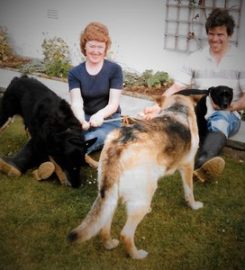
[
  {"left": 41, "top": 36, "right": 72, "bottom": 78},
  {"left": 124, "top": 69, "right": 173, "bottom": 89},
  {"left": 123, "top": 71, "right": 142, "bottom": 87},
  {"left": 19, "top": 58, "right": 45, "bottom": 74},
  {"left": 145, "top": 70, "right": 171, "bottom": 88}
]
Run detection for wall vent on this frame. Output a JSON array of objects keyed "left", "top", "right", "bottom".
[{"left": 47, "top": 9, "right": 58, "bottom": 20}]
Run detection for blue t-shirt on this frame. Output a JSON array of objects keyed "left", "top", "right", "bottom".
[{"left": 68, "top": 59, "right": 123, "bottom": 115}]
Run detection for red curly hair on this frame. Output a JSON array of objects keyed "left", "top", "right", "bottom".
[{"left": 80, "top": 22, "right": 111, "bottom": 56}]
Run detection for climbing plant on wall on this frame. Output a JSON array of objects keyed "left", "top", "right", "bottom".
[{"left": 164, "top": 0, "right": 242, "bottom": 52}]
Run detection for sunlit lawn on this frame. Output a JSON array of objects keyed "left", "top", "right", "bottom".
[{"left": 0, "top": 117, "right": 244, "bottom": 270}]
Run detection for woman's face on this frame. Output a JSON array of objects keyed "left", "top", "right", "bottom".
[{"left": 85, "top": 40, "right": 106, "bottom": 64}]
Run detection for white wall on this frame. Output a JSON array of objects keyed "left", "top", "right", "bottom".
[{"left": 0, "top": 0, "right": 245, "bottom": 75}]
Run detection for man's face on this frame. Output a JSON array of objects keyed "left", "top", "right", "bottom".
[{"left": 207, "top": 25, "right": 230, "bottom": 54}]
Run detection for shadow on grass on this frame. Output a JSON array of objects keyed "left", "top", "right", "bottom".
[{"left": 0, "top": 117, "right": 244, "bottom": 270}]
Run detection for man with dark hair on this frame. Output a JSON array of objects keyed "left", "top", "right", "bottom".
[
  {"left": 205, "top": 8, "right": 235, "bottom": 36},
  {"left": 144, "top": 8, "right": 245, "bottom": 181}
]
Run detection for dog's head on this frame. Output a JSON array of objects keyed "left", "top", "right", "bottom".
[
  {"left": 48, "top": 129, "right": 96, "bottom": 188},
  {"left": 32, "top": 99, "right": 97, "bottom": 188},
  {"left": 208, "top": 86, "right": 233, "bottom": 110}
]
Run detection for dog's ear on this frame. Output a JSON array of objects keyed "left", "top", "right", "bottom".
[
  {"left": 207, "top": 87, "right": 215, "bottom": 94},
  {"left": 68, "top": 136, "right": 84, "bottom": 147},
  {"left": 227, "top": 86, "right": 233, "bottom": 96}
]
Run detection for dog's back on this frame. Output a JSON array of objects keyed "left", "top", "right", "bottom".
[{"left": 0, "top": 76, "right": 60, "bottom": 129}]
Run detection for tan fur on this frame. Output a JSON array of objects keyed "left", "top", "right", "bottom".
[
  {"left": 68, "top": 94, "right": 203, "bottom": 259},
  {"left": 49, "top": 156, "right": 70, "bottom": 186},
  {"left": 84, "top": 154, "right": 99, "bottom": 169}
]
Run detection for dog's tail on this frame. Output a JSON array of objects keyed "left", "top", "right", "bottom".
[
  {"left": 68, "top": 131, "right": 124, "bottom": 244},
  {"left": 67, "top": 182, "right": 118, "bottom": 243}
]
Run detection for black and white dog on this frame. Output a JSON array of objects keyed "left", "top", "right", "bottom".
[{"left": 178, "top": 86, "right": 233, "bottom": 142}]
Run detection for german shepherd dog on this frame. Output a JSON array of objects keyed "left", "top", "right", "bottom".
[
  {"left": 0, "top": 76, "right": 96, "bottom": 188},
  {"left": 68, "top": 94, "right": 203, "bottom": 259}
]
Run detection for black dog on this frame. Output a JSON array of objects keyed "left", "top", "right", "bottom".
[
  {"left": 177, "top": 86, "right": 233, "bottom": 142},
  {"left": 0, "top": 76, "right": 95, "bottom": 188}
]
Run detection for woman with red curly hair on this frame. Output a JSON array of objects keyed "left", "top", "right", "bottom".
[{"left": 68, "top": 22, "right": 123, "bottom": 153}]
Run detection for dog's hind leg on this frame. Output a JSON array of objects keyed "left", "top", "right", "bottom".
[
  {"left": 85, "top": 154, "right": 99, "bottom": 169},
  {"left": 120, "top": 202, "right": 151, "bottom": 259},
  {"left": 179, "top": 164, "right": 203, "bottom": 210},
  {"left": 121, "top": 184, "right": 156, "bottom": 258},
  {"left": 100, "top": 213, "right": 119, "bottom": 250},
  {"left": 119, "top": 165, "right": 159, "bottom": 259}
]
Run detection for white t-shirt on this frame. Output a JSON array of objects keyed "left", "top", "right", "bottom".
[{"left": 174, "top": 45, "right": 245, "bottom": 102}]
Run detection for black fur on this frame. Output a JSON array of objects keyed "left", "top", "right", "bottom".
[
  {"left": 118, "top": 123, "right": 147, "bottom": 144},
  {"left": 177, "top": 85, "right": 233, "bottom": 142},
  {"left": 0, "top": 76, "right": 96, "bottom": 188},
  {"left": 67, "top": 231, "right": 78, "bottom": 242}
]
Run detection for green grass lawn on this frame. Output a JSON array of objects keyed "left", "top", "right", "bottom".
[{"left": 0, "top": 117, "right": 244, "bottom": 270}]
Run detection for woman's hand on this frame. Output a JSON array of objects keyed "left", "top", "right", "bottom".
[
  {"left": 89, "top": 112, "right": 104, "bottom": 127},
  {"left": 82, "top": 120, "right": 90, "bottom": 130}
]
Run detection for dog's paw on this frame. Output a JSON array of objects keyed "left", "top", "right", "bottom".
[
  {"left": 103, "top": 239, "right": 119, "bottom": 250},
  {"left": 131, "top": 249, "right": 148, "bottom": 260},
  {"left": 191, "top": 201, "right": 203, "bottom": 210}
]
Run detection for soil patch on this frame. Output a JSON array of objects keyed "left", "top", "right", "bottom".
[{"left": 123, "top": 85, "right": 169, "bottom": 100}]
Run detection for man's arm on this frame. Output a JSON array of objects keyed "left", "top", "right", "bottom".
[
  {"left": 142, "top": 82, "right": 185, "bottom": 119},
  {"left": 163, "top": 82, "right": 186, "bottom": 97},
  {"left": 229, "top": 93, "right": 245, "bottom": 112}
]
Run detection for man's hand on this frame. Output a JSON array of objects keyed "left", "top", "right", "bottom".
[
  {"left": 229, "top": 100, "right": 243, "bottom": 112},
  {"left": 141, "top": 104, "right": 161, "bottom": 120},
  {"left": 229, "top": 93, "right": 245, "bottom": 112}
]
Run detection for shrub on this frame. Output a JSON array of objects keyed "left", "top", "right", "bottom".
[
  {"left": 41, "top": 36, "right": 72, "bottom": 78},
  {"left": 0, "top": 26, "right": 30, "bottom": 68},
  {"left": 124, "top": 69, "right": 173, "bottom": 89},
  {"left": 145, "top": 70, "right": 171, "bottom": 88},
  {"left": 19, "top": 58, "right": 45, "bottom": 74}
]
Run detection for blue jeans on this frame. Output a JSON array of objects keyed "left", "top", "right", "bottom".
[
  {"left": 84, "top": 112, "right": 121, "bottom": 154},
  {"left": 207, "top": 111, "right": 241, "bottom": 138}
]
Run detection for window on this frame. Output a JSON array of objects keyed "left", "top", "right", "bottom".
[{"left": 164, "top": 0, "right": 242, "bottom": 52}]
